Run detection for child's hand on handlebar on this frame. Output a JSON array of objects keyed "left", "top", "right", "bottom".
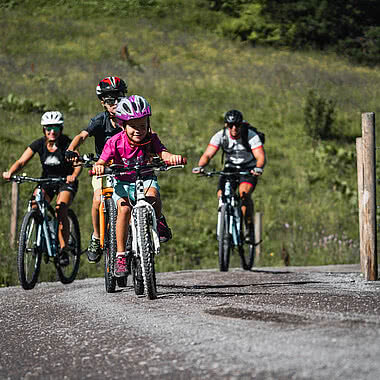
[
  {"left": 167, "top": 155, "right": 186, "bottom": 166},
  {"left": 93, "top": 163, "right": 105, "bottom": 176}
]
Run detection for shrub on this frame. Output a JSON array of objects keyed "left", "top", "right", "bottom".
[{"left": 303, "top": 89, "right": 335, "bottom": 141}]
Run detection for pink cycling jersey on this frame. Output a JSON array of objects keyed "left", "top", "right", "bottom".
[{"left": 99, "top": 131, "right": 167, "bottom": 182}]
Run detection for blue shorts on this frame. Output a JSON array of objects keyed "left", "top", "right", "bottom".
[{"left": 112, "top": 177, "right": 160, "bottom": 204}]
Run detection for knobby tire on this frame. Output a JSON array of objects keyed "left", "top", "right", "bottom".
[
  {"left": 17, "top": 209, "right": 42, "bottom": 290},
  {"left": 104, "top": 198, "right": 117, "bottom": 293},
  {"left": 239, "top": 217, "right": 255, "bottom": 271},
  {"left": 218, "top": 205, "right": 231, "bottom": 272},
  {"left": 56, "top": 209, "right": 81, "bottom": 284},
  {"left": 136, "top": 207, "right": 157, "bottom": 300}
]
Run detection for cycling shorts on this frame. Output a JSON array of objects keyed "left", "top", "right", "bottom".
[
  {"left": 39, "top": 180, "right": 78, "bottom": 200},
  {"left": 112, "top": 176, "right": 160, "bottom": 204},
  {"left": 218, "top": 173, "right": 258, "bottom": 192}
]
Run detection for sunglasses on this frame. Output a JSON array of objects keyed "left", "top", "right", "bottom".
[
  {"left": 103, "top": 97, "right": 123, "bottom": 105},
  {"left": 45, "top": 126, "right": 61, "bottom": 132},
  {"left": 226, "top": 122, "right": 241, "bottom": 129}
]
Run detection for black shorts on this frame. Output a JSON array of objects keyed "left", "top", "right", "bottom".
[
  {"left": 38, "top": 180, "right": 79, "bottom": 201},
  {"left": 217, "top": 171, "right": 258, "bottom": 193}
]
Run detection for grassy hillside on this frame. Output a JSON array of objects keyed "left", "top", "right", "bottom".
[{"left": 1, "top": 1, "right": 379, "bottom": 286}]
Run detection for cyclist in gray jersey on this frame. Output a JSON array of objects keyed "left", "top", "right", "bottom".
[{"left": 193, "top": 109, "right": 266, "bottom": 243}]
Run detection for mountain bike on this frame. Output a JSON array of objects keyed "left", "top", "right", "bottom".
[
  {"left": 92, "top": 157, "right": 185, "bottom": 299},
  {"left": 196, "top": 170, "right": 257, "bottom": 271},
  {"left": 10, "top": 175, "right": 81, "bottom": 290},
  {"left": 76, "top": 153, "right": 127, "bottom": 292}
]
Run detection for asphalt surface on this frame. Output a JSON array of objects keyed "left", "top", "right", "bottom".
[{"left": 1, "top": 264, "right": 380, "bottom": 380}]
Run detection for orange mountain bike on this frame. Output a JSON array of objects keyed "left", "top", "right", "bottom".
[{"left": 78, "top": 154, "right": 127, "bottom": 290}]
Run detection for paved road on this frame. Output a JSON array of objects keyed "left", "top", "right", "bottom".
[{"left": 1, "top": 265, "right": 380, "bottom": 379}]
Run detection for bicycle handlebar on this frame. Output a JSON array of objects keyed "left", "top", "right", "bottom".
[
  {"left": 88, "top": 161, "right": 186, "bottom": 177},
  {"left": 199, "top": 170, "right": 252, "bottom": 177},
  {"left": 10, "top": 175, "right": 67, "bottom": 184}
]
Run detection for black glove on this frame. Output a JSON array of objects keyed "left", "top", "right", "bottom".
[{"left": 65, "top": 150, "right": 79, "bottom": 160}]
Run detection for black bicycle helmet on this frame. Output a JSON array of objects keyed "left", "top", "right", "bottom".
[
  {"left": 224, "top": 109, "right": 243, "bottom": 125},
  {"left": 96, "top": 76, "right": 127, "bottom": 99}
]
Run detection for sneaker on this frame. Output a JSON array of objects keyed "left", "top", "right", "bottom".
[
  {"left": 59, "top": 247, "right": 70, "bottom": 267},
  {"left": 114, "top": 254, "right": 127, "bottom": 277},
  {"left": 157, "top": 215, "right": 172, "bottom": 243},
  {"left": 244, "top": 223, "right": 255, "bottom": 244},
  {"left": 87, "top": 236, "right": 102, "bottom": 263}
]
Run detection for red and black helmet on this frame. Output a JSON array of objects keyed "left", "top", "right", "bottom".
[{"left": 96, "top": 76, "right": 127, "bottom": 100}]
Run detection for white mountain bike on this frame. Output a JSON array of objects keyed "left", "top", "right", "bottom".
[{"left": 94, "top": 157, "right": 185, "bottom": 300}]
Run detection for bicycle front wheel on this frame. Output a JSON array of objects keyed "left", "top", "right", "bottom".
[
  {"left": 17, "top": 210, "right": 42, "bottom": 290},
  {"left": 239, "top": 217, "right": 255, "bottom": 270},
  {"left": 136, "top": 207, "right": 157, "bottom": 300},
  {"left": 56, "top": 209, "right": 81, "bottom": 284},
  {"left": 104, "top": 197, "right": 117, "bottom": 293},
  {"left": 218, "top": 205, "right": 231, "bottom": 272}
]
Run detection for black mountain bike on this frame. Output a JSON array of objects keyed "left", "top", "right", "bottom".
[
  {"left": 10, "top": 175, "right": 81, "bottom": 290},
  {"left": 197, "top": 170, "right": 256, "bottom": 271}
]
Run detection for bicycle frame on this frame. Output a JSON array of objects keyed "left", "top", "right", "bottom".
[
  {"left": 217, "top": 177, "right": 242, "bottom": 247},
  {"left": 198, "top": 169, "right": 256, "bottom": 271},
  {"left": 27, "top": 184, "right": 58, "bottom": 258},
  {"left": 130, "top": 174, "right": 161, "bottom": 256},
  {"left": 99, "top": 176, "right": 115, "bottom": 249}
]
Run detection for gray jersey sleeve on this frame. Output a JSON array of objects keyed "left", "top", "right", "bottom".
[{"left": 209, "top": 130, "right": 224, "bottom": 148}]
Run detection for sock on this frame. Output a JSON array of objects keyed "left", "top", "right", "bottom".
[
  {"left": 92, "top": 233, "right": 100, "bottom": 241},
  {"left": 116, "top": 252, "right": 126, "bottom": 257}
]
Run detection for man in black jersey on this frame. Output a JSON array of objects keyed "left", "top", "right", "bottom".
[{"left": 66, "top": 76, "right": 127, "bottom": 263}]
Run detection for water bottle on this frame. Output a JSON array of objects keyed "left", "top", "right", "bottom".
[{"left": 48, "top": 219, "right": 58, "bottom": 254}]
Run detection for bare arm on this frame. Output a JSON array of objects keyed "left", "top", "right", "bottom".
[
  {"left": 198, "top": 145, "right": 219, "bottom": 167},
  {"left": 251, "top": 146, "right": 266, "bottom": 176},
  {"left": 67, "top": 130, "right": 89, "bottom": 152},
  {"left": 252, "top": 146, "right": 265, "bottom": 168},
  {"left": 66, "top": 163, "right": 82, "bottom": 183},
  {"left": 2, "top": 147, "right": 35, "bottom": 180}
]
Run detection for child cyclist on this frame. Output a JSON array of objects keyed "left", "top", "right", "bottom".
[{"left": 93, "top": 95, "right": 185, "bottom": 277}]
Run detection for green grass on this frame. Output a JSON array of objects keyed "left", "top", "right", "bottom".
[{"left": 0, "top": 1, "right": 379, "bottom": 285}]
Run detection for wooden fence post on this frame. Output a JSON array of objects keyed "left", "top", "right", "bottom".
[
  {"left": 361, "top": 112, "right": 377, "bottom": 281},
  {"left": 356, "top": 137, "right": 365, "bottom": 274},
  {"left": 10, "top": 181, "right": 19, "bottom": 249},
  {"left": 255, "top": 212, "right": 262, "bottom": 262}
]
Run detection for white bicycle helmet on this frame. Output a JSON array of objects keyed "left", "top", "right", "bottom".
[{"left": 41, "top": 111, "right": 64, "bottom": 126}]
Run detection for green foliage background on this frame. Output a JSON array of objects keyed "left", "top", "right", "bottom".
[{"left": 0, "top": 0, "right": 379, "bottom": 286}]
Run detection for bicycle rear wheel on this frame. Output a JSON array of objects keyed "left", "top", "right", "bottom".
[
  {"left": 56, "top": 209, "right": 81, "bottom": 284},
  {"left": 218, "top": 205, "right": 231, "bottom": 272},
  {"left": 136, "top": 207, "right": 157, "bottom": 300},
  {"left": 17, "top": 210, "right": 42, "bottom": 290},
  {"left": 104, "top": 197, "right": 117, "bottom": 293},
  {"left": 239, "top": 217, "right": 255, "bottom": 270}
]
